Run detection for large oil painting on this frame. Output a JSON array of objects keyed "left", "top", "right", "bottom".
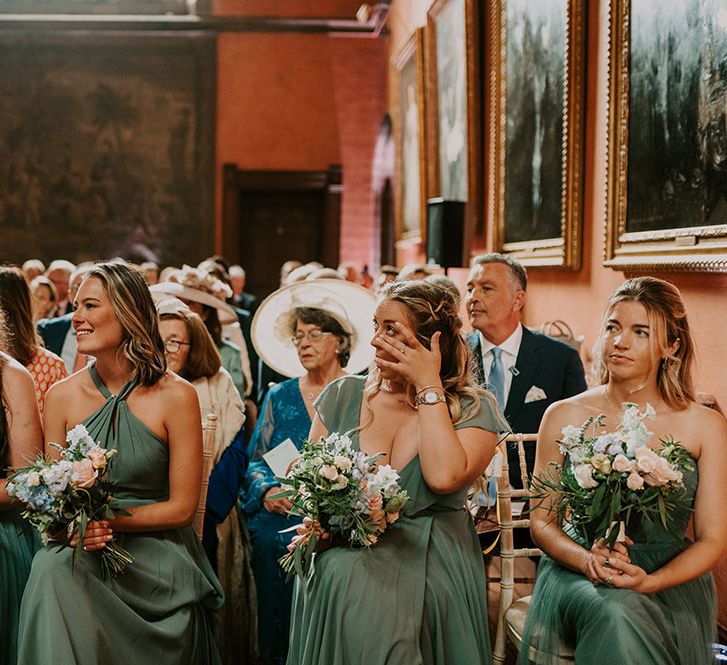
[
  {"left": 393, "top": 29, "right": 426, "bottom": 241},
  {"left": 0, "top": 31, "right": 215, "bottom": 266},
  {"left": 0, "top": 0, "right": 193, "bottom": 14},
  {"left": 426, "top": 0, "right": 481, "bottom": 241},
  {"left": 491, "top": 0, "right": 585, "bottom": 268},
  {"left": 605, "top": 0, "right": 727, "bottom": 271}
]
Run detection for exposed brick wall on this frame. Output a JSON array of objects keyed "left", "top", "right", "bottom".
[{"left": 328, "top": 37, "right": 388, "bottom": 271}]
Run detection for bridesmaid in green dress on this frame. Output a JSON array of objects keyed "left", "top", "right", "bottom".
[
  {"left": 287, "top": 280, "right": 508, "bottom": 665},
  {"left": 520, "top": 277, "right": 727, "bottom": 665},
  {"left": 17, "top": 262, "right": 224, "bottom": 665},
  {"left": 0, "top": 319, "right": 43, "bottom": 665}
]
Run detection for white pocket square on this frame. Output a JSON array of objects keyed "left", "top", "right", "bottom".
[{"left": 524, "top": 386, "right": 547, "bottom": 404}]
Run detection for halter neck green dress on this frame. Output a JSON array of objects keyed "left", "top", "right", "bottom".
[
  {"left": 287, "top": 376, "right": 509, "bottom": 665},
  {"left": 517, "top": 456, "right": 716, "bottom": 665},
  {"left": 17, "top": 365, "right": 224, "bottom": 665}
]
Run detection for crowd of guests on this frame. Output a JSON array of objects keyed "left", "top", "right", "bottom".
[{"left": 0, "top": 253, "right": 725, "bottom": 665}]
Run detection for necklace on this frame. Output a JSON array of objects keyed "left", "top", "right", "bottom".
[{"left": 604, "top": 384, "right": 666, "bottom": 418}]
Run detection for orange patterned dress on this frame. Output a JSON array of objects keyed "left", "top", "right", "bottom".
[{"left": 25, "top": 347, "right": 68, "bottom": 414}]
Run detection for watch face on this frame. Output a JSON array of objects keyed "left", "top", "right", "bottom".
[{"left": 425, "top": 391, "right": 439, "bottom": 403}]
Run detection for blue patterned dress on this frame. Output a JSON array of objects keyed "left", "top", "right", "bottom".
[{"left": 242, "top": 378, "right": 310, "bottom": 665}]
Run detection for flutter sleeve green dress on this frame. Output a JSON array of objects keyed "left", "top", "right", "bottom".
[
  {"left": 517, "top": 455, "right": 716, "bottom": 665},
  {"left": 287, "top": 375, "right": 509, "bottom": 665},
  {"left": 17, "top": 364, "right": 224, "bottom": 665}
]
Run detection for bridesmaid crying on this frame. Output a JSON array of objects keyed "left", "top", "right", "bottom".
[{"left": 17, "top": 261, "right": 224, "bottom": 665}]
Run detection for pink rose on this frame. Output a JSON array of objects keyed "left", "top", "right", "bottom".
[
  {"left": 368, "top": 494, "right": 383, "bottom": 513},
  {"left": 71, "top": 459, "right": 98, "bottom": 489},
  {"left": 634, "top": 447, "right": 659, "bottom": 473},
  {"left": 612, "top": 454, "right": 632, "bottom": 473},
  {"left": 626, "top": 472, "right": 644, "bottom": 490},
  {"left": 643, "top": 457, "right": 680, "bottom": 486},
  {"left": 386, "top": 511, "right": 400, "bottom": 524},
  {"left": 86, "top": 447, "right": 107, "bottom": 470}
]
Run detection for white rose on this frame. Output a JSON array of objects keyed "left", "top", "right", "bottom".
[
  {"left": 590, "top": 454, "right": 612, "bottom": 475},
  {"left": 26, "top": 471, "right": 41, "bottom": 487},
  {"left": 333, "top": 455, "right": 352, "bottom": 471},
  {"left": 573, "top": 464, "right": 599, "bottom": 489}
]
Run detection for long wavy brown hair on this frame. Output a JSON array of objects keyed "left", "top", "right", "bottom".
[
  {"left": 361, "top": 280, "right": 493, "bottom": 428},
  {"left": 0, "top": 310, "right": 9, "bottom": 469},
  {"left": 83, "top": 262, "right": 166, "bottom": 387},
  {"left": 592, "top": 276, "right": 695, "bottom": 410},
  {"left": 0, "top": 267, "right": 41, "bottom": 365}
]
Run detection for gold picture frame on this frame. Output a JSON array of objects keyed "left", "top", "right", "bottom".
[
  {"left": 392, "top": 28, "right": 427, "bottom": 242},
  {"left": 605, "top": 0, "right": 727, "bottom": 272},
  {"left": 426, "top": 0, "right": 481, "bottom": 245},
  {"left": 490, "top": 0, "right": 585, "bottom": 269}
]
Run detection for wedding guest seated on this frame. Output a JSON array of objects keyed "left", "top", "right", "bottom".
[
  {"left": 229, "top": 264, "right": 258, "bottom": 313},
  {"left": 0, "top": 268, "right": 67, "bottom": 414},
  {"left": 157, "top": 298, "right": 257, "bottom": 665},
  {"left": 0, "top": 312, "right": 43, "bottom": 665},
  {"left": 396, "top": 263, "right": 432, "bottom": 281},
  {"left": 37, "top": 265, "right": 93, "bottom": 374},
  {"left": 30, "top": 275, "right": 58, "bottom": 322},
  {"left": 140, "top": 261, "right": 159, "bottom": 285},
  {"left": 519, "top": 277, "right": 727, "bottom": 665},
  {"left": 287, "top": 280, "right": 507, "bottom": 665},
  {"left": 17, "top": 261, "right": 223, "bottom": 665},
  {"left": 242, "top": 279, "right": 375, "bottom": 665},
  {"left": 374, "top": 265, "right": 399, "bottom": 293},
  {"left": 21, "top": 259, "right": 45, "bottom": 283},
  {"left": 44, "top": 259, "right": 76, "bottom": 317},
  {"left": 151, "top": 267, "right": 248, "bottom": 399}
]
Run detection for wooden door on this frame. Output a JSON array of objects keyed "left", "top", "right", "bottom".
[{"left": 222, "top": 165, "right": 342, "bottom": 300}]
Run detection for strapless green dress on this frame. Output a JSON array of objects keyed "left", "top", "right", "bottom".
[
  {"left": 17, "top": 365, "right": 224, "bottom": 665},
  {"left": 517, "top": 455, "right": 716, "bottom": 665},
  {"left": 0, "top": 486, "right": 40, "bottom": 665},
  {"left": 287, "top": 376, "right": 509, "bottom": 665}
]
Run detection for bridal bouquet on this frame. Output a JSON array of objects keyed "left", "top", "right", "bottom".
[
  {"left": 6, "top": 424, "right": 133, "bottom": 577},
  {"left": 277, "top": 432, "right": 409, "bottom": 580},
  {"left": 531, "top": 403, "right": 693, "bottom": 547}
]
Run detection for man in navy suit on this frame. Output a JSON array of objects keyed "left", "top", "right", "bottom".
[{"left": 465, "top": 253, "right": 587, "bottom": 491}]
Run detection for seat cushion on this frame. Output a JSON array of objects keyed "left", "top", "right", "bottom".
[{"left": 505, "top": 596, "right": 575, "bottom": 664}]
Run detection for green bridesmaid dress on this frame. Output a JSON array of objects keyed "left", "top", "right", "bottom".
[
  {"left": 0, "top": 484, "right": 41, "bottom": 665},
  {"left": 287, "top": 376, "right": 508, "bottom": 665},
  {"left": 17, "top": 364, "right": 224, "bottom": 665},
  {"left": 517, "top": 456, "right": 716, "bottom": 665}
]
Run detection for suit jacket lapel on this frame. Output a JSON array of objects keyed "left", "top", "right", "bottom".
[{"left": 505, "top": 328, "right": 542, "bottom": 419}]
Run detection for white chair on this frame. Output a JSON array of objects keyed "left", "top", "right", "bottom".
[
  {"left": 194, "top": 413, "right": 218, "bottom": 540},
  {"left": 492, "top": 433, "right": 575, "bottom": 665}
]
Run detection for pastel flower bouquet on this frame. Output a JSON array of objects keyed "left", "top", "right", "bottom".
[
  {"left": 531, "top": 403, "right": 693, "bottom": 548},
  {"left": 6, "top": 425, "right": 133, "bottom": 577},
  {"left": 277, "top": 432, "right": 409, "bottom": 580}
]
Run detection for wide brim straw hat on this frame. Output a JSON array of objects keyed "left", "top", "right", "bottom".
[
  {"left": 252, "top": 278, "right": 376, "bottom": 378},
  {"left": 149, "top": 282, "right": 238, "bottom": 324}
]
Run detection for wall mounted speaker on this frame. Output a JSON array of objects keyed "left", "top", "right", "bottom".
[{"left": 426, "top": 198, "right": 465, "bottom": 269}]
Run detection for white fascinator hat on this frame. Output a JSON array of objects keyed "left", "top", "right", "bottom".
[{"left": 252, "top": 279, "right": 376, "bottom": 378}]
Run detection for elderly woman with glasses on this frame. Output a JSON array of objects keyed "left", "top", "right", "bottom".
[
  {"left": 242, "top": 280, "right": 374, "bottom": 665},
  {"left": 157, "top": 300, "right": 256, "bottom": 665}
]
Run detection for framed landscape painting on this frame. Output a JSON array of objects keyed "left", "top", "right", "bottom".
[
  {"left": 392, "top": 28, "right": 427, "bottom": 241},
  {"left": 0, "top": 30, "right": 215, "bottom": 266},
  {"left": 490, "top": 0, "right": 585, "bottom": 268},
  {"left": 426, "top": 0, "right": 482, "bottom": 239},
  {"left": 605, "top": 0, "right": 727, "bottom": 272}
]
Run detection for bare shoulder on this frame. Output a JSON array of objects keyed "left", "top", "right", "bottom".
[
  {"left": 45, "top": 366, "right": 91, "bottom": 404},
  {"left": 687, "top": 402, "right": 727, "bottom": 446},
  {"left": 542, "top": 388, "right": 601, "bottom": 425},
  {"left": 1, "top": 353, "right": 34, "bottom": 390},
  {"left": 150, "top": 371, "right": 199, "bottom": 406}
]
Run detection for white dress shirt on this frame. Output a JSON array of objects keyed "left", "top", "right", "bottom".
[{"left": 479, "top": 323, "right": 523, "bottom": 404}]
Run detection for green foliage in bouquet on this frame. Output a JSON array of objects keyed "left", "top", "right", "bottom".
[
  {"left": 530, "top": 404, "right": 694, "bottom": 548},
  {"left": 275, "top": 432, "right": 408, "bottom": 580}
]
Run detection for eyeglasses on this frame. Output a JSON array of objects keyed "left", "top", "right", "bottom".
[
  {"left": 163, "top": 339, "right": 191, "bottom": 354},
  {"left": 291, "top": 330, "right": 332, "bottom": 346}
]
